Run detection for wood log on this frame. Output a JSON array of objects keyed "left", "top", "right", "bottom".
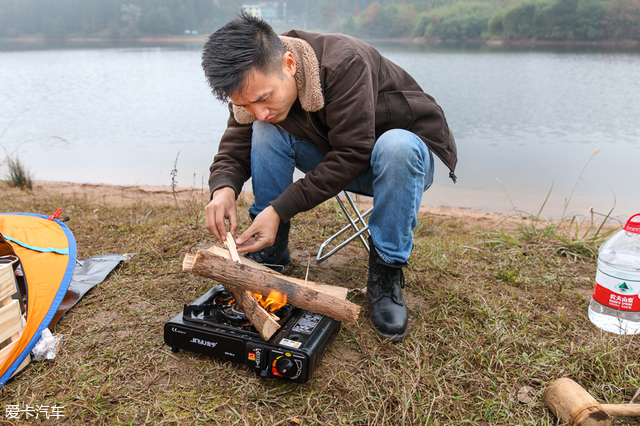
[
  {"left": 183, "top": 250, "right": 360, "bottom": 324},
  {"left": 206, "top": 245, "right": 349, "bottom": 301},
  {"left": 223, "top": 233, "right": 281, "bottom": 341},
  {"left": 544, "top": 378, "right": 612, "bottom": 426}
]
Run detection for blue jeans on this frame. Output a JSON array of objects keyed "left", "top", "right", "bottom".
[{"left": 249, "top": 121, "right": 434, "bottom": 264}]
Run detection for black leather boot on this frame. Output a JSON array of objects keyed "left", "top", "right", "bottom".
[
  {"left": 245, "top": 218, "right": 292, "bottom": 273},
  {"left": 367, "top": 237, "right": 408, "bottom": 342}
]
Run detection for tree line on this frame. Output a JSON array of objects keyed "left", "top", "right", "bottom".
[
  {"left": 0, "top": 0, "right": 354, "bottom": 38},
  {"left": 335, "top": 0, "right": 640, "bottom": 41},
  {"left": 0, "top": 0, "right": 241, "bottom": 38},
  {"left": 1, "top": 0, "right": 639, "bottom": 41}
]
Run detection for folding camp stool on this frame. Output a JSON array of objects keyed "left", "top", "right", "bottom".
[{"left": 316, "top": 191, "right": 373, "bottom": 262}]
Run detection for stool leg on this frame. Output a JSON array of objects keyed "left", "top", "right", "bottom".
[
  {"left": 316, "top": 192, "right": 372, "bottom": 262},
  {"left": 342, "top": 193, "right": 371, "bottom": 251}
]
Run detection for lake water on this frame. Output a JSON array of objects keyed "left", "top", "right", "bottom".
[{"left": 1, "top": 40, "right": 639, "bottom": 221}]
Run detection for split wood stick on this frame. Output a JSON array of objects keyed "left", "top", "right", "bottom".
[
  {"left": 228, "top": 287, "right": 280, "bottom": 340},
  {"left": 183, "top": 250, "right": 359, "bottom": 323},
  {"left": 223, "top": 232, "right": 281, "bottom": 341},
  {"left": 224, "top": 232, "right": 241, "bottom": 263},
  {"left": 206, "top": 245, "right": 349, "bottom": 301}
]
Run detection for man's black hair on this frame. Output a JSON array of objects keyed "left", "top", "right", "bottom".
[{"left": 202, "top": 12, "right": 286, "bottom": 102}]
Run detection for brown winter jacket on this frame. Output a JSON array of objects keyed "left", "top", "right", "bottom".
[{"left": 208, "top": 30, "right": 457, "bottom": 223}]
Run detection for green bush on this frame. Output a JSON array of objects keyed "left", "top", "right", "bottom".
[
  {"left": 503, "top": 1, "right": 538, "bottom": 38},
  {"left": 342, "top": 2, "right": 416, "bottom": 38},
  {"left": 498, "top": 0, "right": 608, "bottom": 40},
  {"left": 576, "top": 0, "right": 605, "bottom": 39},
  {"left": 412, "top": 14, "right": 432, "bottom": 37},
  {"left": 339, "top": 14, "right": 358, "bottom": 36},
  {"left": 418, "top": 2, "right": 500, "bottom": 40},
  {"left": 488, "top": 9, "right": 506, "bottom": 35}
]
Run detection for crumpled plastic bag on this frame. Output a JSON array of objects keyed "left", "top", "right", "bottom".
[{"left": 31, "top": 328, "right": 63, "bottom": 362}]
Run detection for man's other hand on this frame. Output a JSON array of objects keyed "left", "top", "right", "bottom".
[
  {"left": 235, "top": 206, "right": 281, "bottom": 253},
  {"left": 205, "top": 187, "right": 237, "bottom": 242}
]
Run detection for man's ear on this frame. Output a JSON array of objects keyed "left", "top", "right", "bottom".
[{"left": 283, "top": 52, "right": 296, "bottom": 76}]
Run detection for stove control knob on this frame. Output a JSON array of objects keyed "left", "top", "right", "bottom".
[{"left": 275, "top": 356, "right": 299, "bottom": 378}]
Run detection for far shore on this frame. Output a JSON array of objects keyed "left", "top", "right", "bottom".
[{"left": 2, "top": 34, "right": 639, "bottom": 49}]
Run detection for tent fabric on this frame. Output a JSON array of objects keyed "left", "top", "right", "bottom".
[
  {"left": 49, "top": 254, "right": 131, "bottom": 328},
  {"left": 2, "top": 235, "right": 70, "bottom": 255},
  {"left": 0, "top": 213, "right": 76, "bottom": 388}
]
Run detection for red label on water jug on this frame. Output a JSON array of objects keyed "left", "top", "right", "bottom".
[
  {"left": 623, "top": 213, "right": 640, "bottom": 234},
  {"left": 593, "top": 269, "right": 640, "bottom": 311}
]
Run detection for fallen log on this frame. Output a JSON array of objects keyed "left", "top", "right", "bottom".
[
  {"left": 206, "top": 245, "right": 349, "bottom": 301},
  {"left": 183, "top": 250, "right": 360, "bottom": 324}
]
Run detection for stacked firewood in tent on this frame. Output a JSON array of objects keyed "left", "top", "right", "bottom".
[{"left": 0, "top": 263, "right": 29, "bottom": 376}]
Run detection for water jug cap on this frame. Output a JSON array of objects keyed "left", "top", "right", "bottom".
[{"left": 623, "top": 213, "right": 640, "bottom": 234}]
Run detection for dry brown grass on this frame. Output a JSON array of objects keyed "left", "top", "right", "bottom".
[{"left": 0, "top": 184, "right": 638, "bottom": 425}]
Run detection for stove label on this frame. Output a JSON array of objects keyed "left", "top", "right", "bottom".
[
  {"left": 248, "top": 348, "right": 261, "bottom": 366},
  {"left": 246, "top": 345, "right": 264, "bottom": 369},
  {"left": 190, "top": 337, "right": 218, "bottom": 348},
  {"left": 171, "top": 327, "right": 186, "bottom": 335},
  {"left": 291, "top": 313, "right": 323, "bottom": 335},
  {"left": 280, "top": 338, "right": 302, "bottom": 349}
]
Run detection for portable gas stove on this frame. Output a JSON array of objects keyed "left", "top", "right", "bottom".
[{"left": 164, "top": 285, "right": 341, "bottom": 383}]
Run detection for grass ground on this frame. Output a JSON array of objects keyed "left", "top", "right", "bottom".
[{"left": 0, "top": 185, "right": 638, "bottom": 425}]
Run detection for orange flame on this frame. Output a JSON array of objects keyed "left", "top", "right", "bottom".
[{"left": 253, "top": 290, "right": 287, "bottom": 312}]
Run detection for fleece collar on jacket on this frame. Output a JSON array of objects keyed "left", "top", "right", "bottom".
[{"left": 232, "top": 35, "right": 324, "bottom": 125}]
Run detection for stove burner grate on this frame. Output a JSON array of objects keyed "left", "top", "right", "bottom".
[{"left": 182, "top": 287, "right": 295, "bottom": 334}]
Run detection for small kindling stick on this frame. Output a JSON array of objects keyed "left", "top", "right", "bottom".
[{"left": 224, "top": 232, "right": 241, "bottom": 263}]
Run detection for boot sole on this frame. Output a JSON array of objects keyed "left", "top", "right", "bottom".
[{"left": 370, "top": 318, "right": 408, "bottom": 343}]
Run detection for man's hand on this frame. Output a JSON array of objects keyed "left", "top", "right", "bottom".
[
  {"left": 205, "top": 187, "right": 237, "bottom": 242},
  {"left": 235, "top": 206, "right": 281, "bottom": 253}
]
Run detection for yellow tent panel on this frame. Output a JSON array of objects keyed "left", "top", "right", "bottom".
[{"left": 0, "top": 213, "right": 75, "bottom": 387}]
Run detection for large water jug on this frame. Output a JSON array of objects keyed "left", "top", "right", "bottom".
[{"left": 588, "top": 213, "right": 640, "bottom": 334}]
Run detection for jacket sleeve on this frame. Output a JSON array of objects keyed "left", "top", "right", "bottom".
[
  {"left": 271, "top": 54, "right": 377, "bottom": 222},
  {"left": 208, "top": 103, "right": 253, "bottom": 199}
]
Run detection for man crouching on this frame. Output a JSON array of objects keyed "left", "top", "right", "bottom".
[{"left": 202, "top": 13, "right": 457, "bottom": 342}]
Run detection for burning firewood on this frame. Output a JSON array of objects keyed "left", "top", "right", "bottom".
[
  {"left": 222, "top": 233, "right": 281, "bottom": 341},
  {"left": 182, "top": 249, "right": 360, "bottom": 324},
  {"left": 226, "top": 288, "right": 281, "bottom": 340}
]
